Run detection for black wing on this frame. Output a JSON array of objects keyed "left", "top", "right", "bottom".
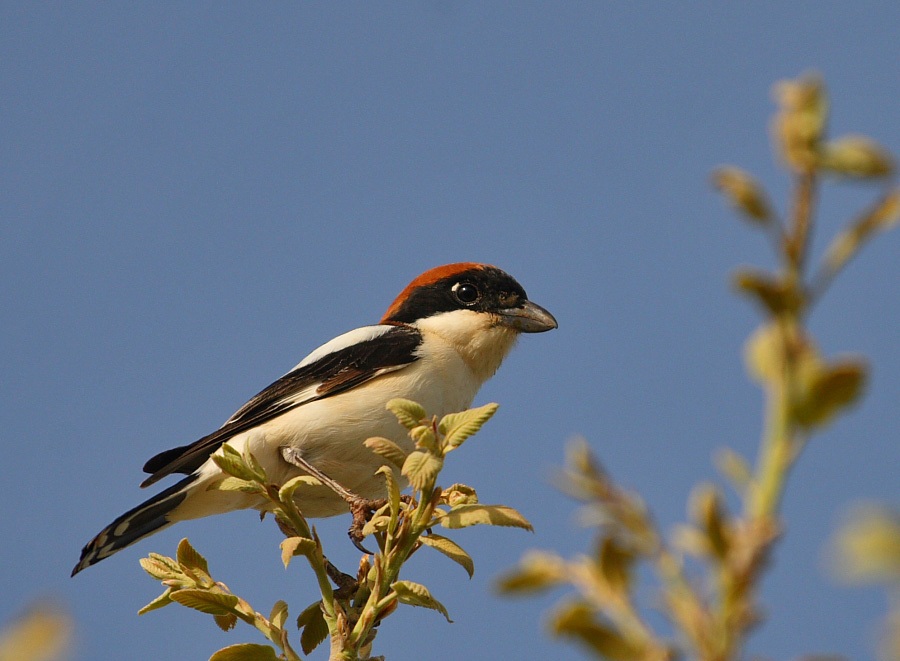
[{"left": 140, "top": 324, "right": 422, "bottom": 487}]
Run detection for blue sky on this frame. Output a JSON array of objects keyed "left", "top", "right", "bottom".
[{"left": 2, "top": 3, "right": 898, "bottom": 660}]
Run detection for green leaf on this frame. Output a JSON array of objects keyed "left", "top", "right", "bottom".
[
  {"left": 280, "top": 537, "right": 316, "bottom": 568},
  {"left": 296, "top": 601, "right": 328, "bottom": 655},
  {"left": 143, "top": 552, "right": 182, "bottom": 575},
  {"left": 438, "top": 403, "right": 499, "bottom": 450},
  {"left": 268, "top": 600, "right": 288, "bottom": 630},
  {"left": 711, "top": 166, "right": 773, "bottom": 224},
  {"left": 391, "top": 580, "right": 452, "bottom": 622},
  {"left": 214, "top": 613, "right": 238, "bottom": 632},
  {"left": 278, "top": 475, "right": 323, "bottom": 503},
  {"left": 361, "top": 513, "right": 391, "bottom": 537},
  {"left": 243, "top": 448, "right": 268, "bottom": 482},
  {"left": 176, "top": 538, "right": 210, "bottom": 576},
  {"left": 733, "top": 269, "right": 803, "bottom": 316},
  {"left": 140, "top": 556, "right": 180, "bottom": 581},
  {"left": 495, "top": 551, "right": 565, "bottom": 594},
  {"left": 419, "top": 533, "right": 475, "bottom": 578},
  {"left": 549, "top": 600, "right": 648, "bottom": 661},
  {"left": 208, "top": 643, "right": 279, "bottom": 661},
  {"left": 169, "top": 589, "right": 239, "bottom": 616},
  {"left": 138, "top": 588, "right": 173, "bottom": 615},
  {"left": 158, "top": 577, "right": 196, "bottom": 590},
  {"left": 563, "top": 436, "right": 606, "bottom": 488},
  {"left": 794, "top": 358, "right": 868, "bottom": 429},
  {"left": 410, "top": 424, "right": 438, "bottom": 452},
  {"left": 689, "top": 485, "right": 731, "bottom": 560},
  {"left": 386, "top": 398, "right": 427, "bottom": 429},
  {"left": 377, "top": 465, "right": 401, "bottom": 521},
  {"left": 859, "top": 184, "right": 899, "bottom": 223},
  {"left": 714, "top": 447, "right": 753, "bottom": 494},
  {"left": 439, "top": 504, "right": 533, "bottom": 531},
  {"left": 364, "top": 436, "right": 409, "bottom": 469},
  {"left": 820, "top": 135, "right": 894, "bottom": 178},
  {"left": 772, "top": 74, "right": 828, "bottom": 172},
  {"left": 671, "top": 524, "right": 711, "bottom": 558},
  {"left": 208, "top": 477, "right": 262, "bottom": 493},
  {"left": 441, "top": 483, "right": 479, "bottom": 507},
  {"left": 832, "top": 505, "right": 900, "bottom": 584},
  {"left": 401, "top": 450, "right": 443, "bottom": 492},
  {"left": 824, "top": 189, "right": 900, "bottom": 274},
  {"left": 596, "top": 537, "right": 636, "bottom": 593},
  {"left": 212, "top": 445, "right": 260, "bottom": 482},
  {"left": 744, "top": 323, "right": 784, "bottom": 384},
  {"left": 824, "top": 188, "right": 900, "bottom": 274}
]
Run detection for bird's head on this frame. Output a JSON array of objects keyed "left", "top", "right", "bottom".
[{"left": 382, "top": 263, "right": 557, "bottom": 380}]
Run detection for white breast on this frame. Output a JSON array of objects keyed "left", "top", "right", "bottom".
[{"left": 179, "top": 331, "right": 484, "bottom": 520}]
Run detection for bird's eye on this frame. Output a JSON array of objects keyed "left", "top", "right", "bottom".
[{"left": 452, "top": 282, "right": 480, "bottom": 305}]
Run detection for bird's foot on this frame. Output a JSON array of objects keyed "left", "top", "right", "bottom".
[
  {"left": 347, "top": 494, "right": 418, "bottom": 554},
  {"left": 279, "top": 447, "right": 418, "bottom": 555},
  {"left": 347, "top": 497, "right": 387, "bottom": 554}
]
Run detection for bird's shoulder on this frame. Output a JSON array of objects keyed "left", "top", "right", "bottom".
[{"left": 226, "top": 323, "right": 423, "bottom": 425}]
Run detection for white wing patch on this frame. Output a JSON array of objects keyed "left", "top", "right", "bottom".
[{"left": 293, "top": 325, "right": 398, "bottom": 370}]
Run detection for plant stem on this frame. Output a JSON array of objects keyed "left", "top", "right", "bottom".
[
  {"left": 344, "top": 478, "right": 438, "bottom": 655},
  {"left": 750, "top": 163, "right": 818, "bottom": 521},
  {"left": 748, "top": 376, "right": 793, "bottom": 520},
  {"left": 273, "top": 493, "right": 338, "bottom": 626},
  {"left": 787, "top": 171, "right": 816, "bottom": 276}
]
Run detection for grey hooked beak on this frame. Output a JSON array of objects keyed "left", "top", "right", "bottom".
[{"left": 498, "top": 300, "right": 558, "bottom": 333}]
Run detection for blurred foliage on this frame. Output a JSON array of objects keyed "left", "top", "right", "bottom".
[
  {"left": 831, "top": 505, "right": 900, "bottom": 661},
  {"left": 0, "top": 604, "right": 72, "bottom": 661},
  {"left": 499, "top": 73, "right": 898, "bottom": 660},
  {"left": 140, "top": 400, "right": 532, "bottom": 660},
  {"left": 833, "top": 505, "right": 900, "bottom": 585}
]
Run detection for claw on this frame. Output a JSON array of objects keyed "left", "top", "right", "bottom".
[
  {"left": 347, "top": 497, "right": 387, "bottom": 555},
  {"left": 350, "top": 534, "right": 373, "bottom": 555},
  {"left": 280, "top": 447, "right": 407, "bottom": 555}
]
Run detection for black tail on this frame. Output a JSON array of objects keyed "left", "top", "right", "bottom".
[{"left": 72, "top": 474, "right": 197, "bottom": 576}]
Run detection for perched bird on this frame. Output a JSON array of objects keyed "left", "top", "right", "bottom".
[{"left": 73, "top": 263, "right": 556, "bottom": 575}]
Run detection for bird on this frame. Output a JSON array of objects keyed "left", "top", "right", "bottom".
[{"left": 72, "top": 262, "right": 557, "bottom": 575}]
